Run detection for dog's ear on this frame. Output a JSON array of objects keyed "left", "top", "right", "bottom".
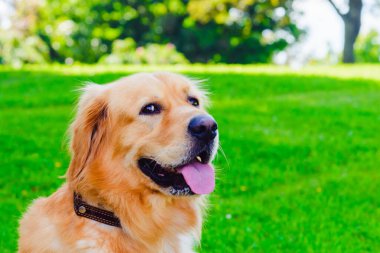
[{"left": 67, "top": 84, "right": 109, "bottom": 187}]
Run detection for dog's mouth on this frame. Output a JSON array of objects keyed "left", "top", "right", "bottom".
[{"left": 138, "top": 150, "right": 215, "bottom": 196}]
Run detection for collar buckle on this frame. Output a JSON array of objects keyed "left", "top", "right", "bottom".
[{"left": 73, "top": 192, "right": 121, "bottom": 228}]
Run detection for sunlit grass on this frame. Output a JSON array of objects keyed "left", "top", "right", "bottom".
[
  {"left": 1, "top": 65, "right": 380, "bottom": 252},
  {"left": 2, "top": 64, "right": 380, "bottom": 80}
]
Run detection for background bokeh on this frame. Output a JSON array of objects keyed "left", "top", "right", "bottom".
[
  {"left": 1, "top": 0, "right": 380, "bottom": 66},
  {"left": 0, "top": 0, "right": 380, "bottom": 252}
]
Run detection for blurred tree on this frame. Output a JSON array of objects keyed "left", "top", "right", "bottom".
[
  {"left": 34, "top": 0, "right": 191, "bottom": 63},
  {"left": 176, "top": 0, "right": 301, "bottom": 63},
  {"left": 327, "top": 0, "right": 363, "bottom": 63},
  {"left": 0, "top": 0, "right": 50, "bottom": 65},
  {"left": 355, "top": 29, "right": 380, "bottom": 62},
  {"left": 1, "top": 0, "right": 301, "bottom": 64}
]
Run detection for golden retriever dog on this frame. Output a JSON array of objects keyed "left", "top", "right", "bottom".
[{"left": 18, "top": 72, "right": 219, "bottom": 253}]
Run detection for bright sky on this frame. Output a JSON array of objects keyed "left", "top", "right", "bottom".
[
  {"left": 293, "top": 0, "right": 380, "bottom": 62},
  {"left": 0, "top": 0, "right": 379, "bottom": 63},
  {"left": 0, "top": 0, "right": 11, "bottom": 29}
]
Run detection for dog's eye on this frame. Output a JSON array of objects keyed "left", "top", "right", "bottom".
[
  {"left": 140, "top": 103, "right": 161, "bottom": 115},
  {"left": 188, "top": 97, "right": 199, "bottom": 107}
]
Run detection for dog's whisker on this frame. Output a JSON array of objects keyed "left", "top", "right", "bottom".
[
  {"left": 218, "top": 144, "right": 230, "bottom": 170},
  {"left": 152, "top": 163, "right": 159, "bottom": 173}
]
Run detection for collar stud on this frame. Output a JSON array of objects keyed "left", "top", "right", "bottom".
[{"left": 78, "top": 206, "right": 86, "bottom": 214}]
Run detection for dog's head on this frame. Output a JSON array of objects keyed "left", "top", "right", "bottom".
[{"left": 67, "top": 72, "right": 218, "bottom": 197}]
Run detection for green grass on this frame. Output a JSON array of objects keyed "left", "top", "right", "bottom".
[{"left": 1, "top": 65, "right": 380, "bottom": 252}]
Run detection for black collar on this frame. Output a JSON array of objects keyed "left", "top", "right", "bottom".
[{"left": 73, "top": 192, "right": 121, "bottom": 228}]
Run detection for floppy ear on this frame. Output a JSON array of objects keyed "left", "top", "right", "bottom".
[{"left": 67, "top": 84, "right": 109, "bottom": 187}]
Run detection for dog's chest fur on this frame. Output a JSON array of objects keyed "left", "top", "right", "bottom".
[
  {"left": 19, "top": 185, "right": 204, "bottom": 253},
  {"left": 75, "top": 225, "right": 197, "bottom": 253},
  {"left": 73, "top": 219, "right": 198, "bottom": 252}
]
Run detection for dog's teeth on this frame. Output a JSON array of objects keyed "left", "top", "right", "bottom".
[{"left": 196, "top": 156, "right": 202, "bottom": 162}]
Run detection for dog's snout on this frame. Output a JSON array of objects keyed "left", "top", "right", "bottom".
[{"left": 188, "top": 115, "right": 218, "bottom": 142}]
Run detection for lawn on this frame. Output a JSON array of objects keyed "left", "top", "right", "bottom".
[{"left": 1, "top": 65, "right": 380, "bottom": 252}]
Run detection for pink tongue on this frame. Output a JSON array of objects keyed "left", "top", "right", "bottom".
[{"left": 178, "top": 162, "right": 215, "bottom": 194}]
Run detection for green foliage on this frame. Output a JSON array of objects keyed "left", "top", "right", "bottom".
[
  {"left": 1, "top": 65, "right": 380, "bottom": 252},
  {"left": 99, "top": 38, "right": 189, "bottom": 64},
  {"left": 0, "top": 33, "right": 50, "bottom": 65},
  {"left": 0, "top": 0, "right": 301, "bottom": 64},
  {"left": 0, "top": 1, "right": 50, "bottom": 65},
  {"left": 183, "top": 0, "right": 300, "bottom": 63},
  {"left": 355, "top": 30, "right": 380, "bottom": 63}
]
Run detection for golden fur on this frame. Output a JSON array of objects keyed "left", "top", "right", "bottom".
[{"left": 18, "top": 72, "right": 217, "bottom": 253}]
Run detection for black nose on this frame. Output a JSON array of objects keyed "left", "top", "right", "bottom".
[{"left": 188, "top": 115, "right": 218, "bottom": 142}]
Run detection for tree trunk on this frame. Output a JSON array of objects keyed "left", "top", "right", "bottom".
[{"left": 342, "top": 0, "right": 363, "bottom": 63}]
